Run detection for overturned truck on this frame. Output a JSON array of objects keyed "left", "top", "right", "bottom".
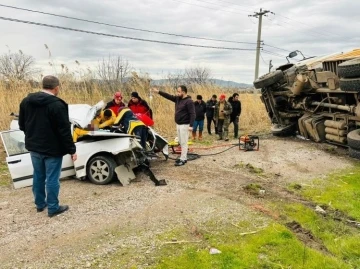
[{"left": 254, "top": 48, "right": 360, "bottom": 159}]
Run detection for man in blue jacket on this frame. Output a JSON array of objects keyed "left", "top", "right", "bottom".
[
  {"left": 19, "top": 75, "right": 77, "bottom": 217},
  {"left": 151, "top": 86, "right": 195, "bottom": 166}
]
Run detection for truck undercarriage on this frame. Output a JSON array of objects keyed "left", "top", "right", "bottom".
[{"left": 254, "top": 49, "right": 360, "bottom": 159}]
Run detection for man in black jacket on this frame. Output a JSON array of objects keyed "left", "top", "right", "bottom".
[
  {"left": 19, "top": 75, "right": 77, "bottom": 217},
  {"left": 206, "top": 94, "right": 218, "bottom": 135},
  {"left": 151, "top": 85, "right": 195, "bottom": 166},
  {"left": 192, "top": 95, "right": 207, "bottom": 140},
  {"left": 229, "top": 93, "right": 242, "bottom": 138}
]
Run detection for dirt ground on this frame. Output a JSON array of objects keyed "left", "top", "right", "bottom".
[{"left": 0, "top": 135, "right": 355, "bottom": 268}]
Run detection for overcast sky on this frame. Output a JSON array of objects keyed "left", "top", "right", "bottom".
[{"left": 0, "top": 0, "right": 359, "bottom": 84}]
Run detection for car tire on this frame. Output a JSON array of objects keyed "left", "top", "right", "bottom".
[
  {"left": 86, "top": 155, "right": 117, "bottom": 185},
  {"left": 271, "top": 123, "right": 297, "bottom": 137},
  {"left": 339, "top": 77, "right": 360, "bottom": 91},
  {"left": 253, "top": 70, "right": 284, "bottom": 89},
  {"left": 347, "top": 129, "right": 360, "bottom": 150},
  {"left": 338, "top": 58, "right": 360, "bottom": 78},
  {"left": 349, "top": 147, "right": 360, "bottom": 160}
]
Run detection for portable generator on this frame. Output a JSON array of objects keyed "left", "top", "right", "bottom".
[{"left": 239, "top": 135, "right": 259, "bottom": 151}]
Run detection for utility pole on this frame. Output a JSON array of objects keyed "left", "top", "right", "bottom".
[{"left": 249, "top": 8, "right": 271, "bottom": 80}]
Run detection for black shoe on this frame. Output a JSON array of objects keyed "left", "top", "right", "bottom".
[
  {"left": 48, "top": 205, "right": 69, "bottom": 218},
  {"left": 224, "top": 138, "right": 229, "bottom": 141},
  {"left": 175, "top": 160, "right": 186, "bottom": 166},
  {"left": 175, "top": 159, "right": 187, "bottom": 163},
  {"left": 36, "top": 205, "right": 47, "bottom": 213}
]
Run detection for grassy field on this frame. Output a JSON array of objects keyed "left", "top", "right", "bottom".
[{"left": 0, "top": 79, "right": 270, "bottom": 136}]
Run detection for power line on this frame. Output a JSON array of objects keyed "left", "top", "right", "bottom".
[
  {"left": 275, "top": 13, "right": 341, "bottom": 38},
  {"left": 262, "top": 49, "right": 287, "bottom": 59},
  {"left": 213, "top": 0, "right": 256, "bottom": 9},
  {"left": 267, "top": 13, "right": 338, "bottom": 39},
  {"left": 0, "top": 4, "right": 256, "bottom": 45},
  {"left": 262, "top": 43, "right": 292, "bottom": 53},
  {"left": 194, "top": 0, "right": 253, "bottom": 13},
  {"left": 0, "top": 16, "right": 257, "bottom": 51},
  {"left": 259, "top": 52, "right": 267, "bottom": 65},
  {"left": 171, "top": 0, "right": 247, "bottom": 15}
]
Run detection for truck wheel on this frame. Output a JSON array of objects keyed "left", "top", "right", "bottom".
[
  {"left": 347, "top": 129, "right": 360, "bottom": 150},
  {"left": 271, "top": 123, "right": 297, "bottom": 137},
  {"left": 338, "top": 58, "right": 360, "bottom": 78},
  {"left": 86, "top": 155, "right": 117, "bottom": 185},
  {"left": 253, "top": 70, "right": 284, "bottom": 89},
  {"left": 349, "top": 147, "right": 360, "bottom": 160},
  {"left": 339, "top": 77, "right": 360, "bottom": 91}
]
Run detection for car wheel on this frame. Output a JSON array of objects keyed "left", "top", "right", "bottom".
[
  {"left": 349, "top": 147, "right": 360, "bottom": 160},
  {"left": 271, "top": 123, "right": 297, "bottom": 137},
  {"left": 86, "top": 155, "right": 117, "bottom": 185},
  {"left": 338, "top": 58, "right": 360, "bottom": 78},
  {"left": 253, "top": 70, "right": 284, "bottom": 89},
  {"left": 347, "top": 129, "right": 360, "bottom": 150},
  {"left": 339, "top": 77, "right": 360, "bottom": 92}
]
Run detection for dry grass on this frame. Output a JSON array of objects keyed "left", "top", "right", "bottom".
[{"left": 0, "top": 79, "right": 270, "bottom": 137}]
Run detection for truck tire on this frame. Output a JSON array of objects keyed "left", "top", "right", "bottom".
[
  {"left": 86, "top": 155, "right": 117, "bottom": 185},
  {"left": 253, "top": 70, "right": 284, "bottom": 89},
  {"left": 339, "top": 77, "right": 360, "bottom": 92},
  {"left": 347, "top": 129, "right": 360, "bottom": 150},
  {"left": 349, "top": 147, "right": 360, "bottom": 160},
  {"left": 271, "top": 123, "right": 297, "bottom": 137},
  {"left": 338, "top": 58, "right": 360, "bottom": 78}
]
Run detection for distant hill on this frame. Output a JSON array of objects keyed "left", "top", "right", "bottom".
[
  {"left": 209, "top": 79, "right": 252, "bottom": 88},
  {"left": 151, "top": 79, "right": 253, "bottom": 89}
]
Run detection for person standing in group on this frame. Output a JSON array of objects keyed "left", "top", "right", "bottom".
[
  {"left": 192, "top": 95, "right": 207, "bottom": 141},
  {"left": 151, "top": 86, "right": 195, "bottom": 166},
  {"left": 228, "top": 93, "right": 242, "bottom": 138},
  {"left": 19, "top": 75, "right": 77, "bottom": 217},
  {"left": 128, "top": 91, "right": 153, "bottom": 119},
  {"left": 206, "top": 94, "right": 217, "bottom": 135},
  {"left": 104, "top": 91, "right": 125, "bottom": 116},
  {"left": 214, "top": 94, "right": 232, "bottom": 141}
]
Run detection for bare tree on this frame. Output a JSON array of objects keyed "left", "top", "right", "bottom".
[
  {"left": 166, "top": 71, "right": 186, "bottom": 89},
  {"left": 96, "top": 55, "right": 131, "bottom": 91},
  {"left": 0, "top": 51, "right": 39, "bottom": 80},
  {"left": 185, "top": 66, "right": 212, "bottom": 85}
]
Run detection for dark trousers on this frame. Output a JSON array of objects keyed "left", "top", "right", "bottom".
[
  {"left": 133, "top": 126, "right": 148, "bottom": 149},
  {"left": 230, "top": 117, "right": 239, "bottom": 137},
  {"left": 206, "top": 117, "right": 217, "bottom": 134}
]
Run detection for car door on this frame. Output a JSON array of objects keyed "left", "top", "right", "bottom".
[{"left": 0, "top": 130, "right": 75, "bottom": 189}]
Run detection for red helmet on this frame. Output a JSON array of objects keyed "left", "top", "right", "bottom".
[{"left": 114, "top": 92, "right": 122, "bottom": 99}]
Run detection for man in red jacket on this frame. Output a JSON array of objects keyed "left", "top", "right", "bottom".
[
  {"left": 104, "top": 91, "right": 125, "bottom": 116},
  {"left": 128, "top": 91, "right": 153, "bottom": 119}
]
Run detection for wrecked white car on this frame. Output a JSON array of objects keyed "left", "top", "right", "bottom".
[{"left": 1, "top": 102, "right": 168, "bottom": 189}]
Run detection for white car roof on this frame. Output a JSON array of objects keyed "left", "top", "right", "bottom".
[{"left": 68, "top": 101, "right": 105, "bottom": 128}]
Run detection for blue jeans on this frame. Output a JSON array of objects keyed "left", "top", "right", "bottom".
[
  {"left": 192, "top": 120, "right": 204, "bottom": 132},
  {"left": 30, "top": 152, "right": 63, "bottom": 214}
]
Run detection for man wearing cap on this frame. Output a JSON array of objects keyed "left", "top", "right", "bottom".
[
  {"left": 192, "top": 95, "right": 207, "bottom": 140},
  {"left": 104, "top": 91, "right": 125, "bottom": 116},
  {"left": 19, "top": 75, "right": 77, "bottom": 217},
  {"left": 128, "top": 91, "right": 153, "bottom": 119},
  {"left": 151, "top": 85, "right": 195, "bottom": 166},
  {"left": 214, "top": 94, "right": 232, "bottom": 141}
]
